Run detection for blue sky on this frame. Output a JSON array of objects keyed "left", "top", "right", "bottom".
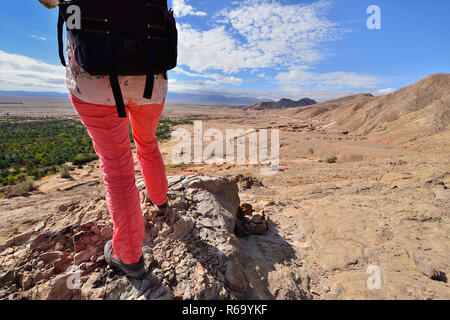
[{"left": 0, "top": 0, "right": 449, "bottom": 103}]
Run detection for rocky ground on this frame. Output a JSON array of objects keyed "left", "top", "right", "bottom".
[
  {"left": 0, "top": 95, "right": 449, "bottom": 300},
  {"left": 0, "top": 174, "right": 310, "bottom": 300}
]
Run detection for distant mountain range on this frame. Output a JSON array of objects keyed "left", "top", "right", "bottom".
[
  {"left": 0, "top": 90, "right": 320, "bottom": 107},
  {"left": 244, "top": 98, "right": 317, "bottom": 110},
  {"left": 0, "top": 90, "right": 68, "bottom": 98},
  {"left": 0, "top": 90, "right": 259, "bottom": 105}
]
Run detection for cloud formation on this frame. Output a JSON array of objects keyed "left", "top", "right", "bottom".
[
  {"left": 0, "top": 0, "right": 395, "bottom": 102},
  {"left": 177, "top": 0, "right": 344, "bottom": 74},
  {"left": 172, "top": 0, "right": 207, "bottom": 17},
  {"left": 30, "top": 34, "right": 47, "bottom": 41},
  {"left": 276, "top": 69, "right": 382, "bottom": 89},
  {"left": 173, "top": 67, "right": 244, "bottom": 86},
  {"left": 0, "top": 50, "right": 66, "bottom": 92}
]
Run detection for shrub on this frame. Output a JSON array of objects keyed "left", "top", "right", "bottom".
[
  {"left": 59, "top": 164, "right": 71, "bottom": 178},
  {"left": 10, "top": 180, "right": 35, "bottom": 196},
  {"left": 72, "top": 153, "right": 99, "bottom": 166},
  {"left": 326, "top": 156, "right": 338, "bottom": 164}
]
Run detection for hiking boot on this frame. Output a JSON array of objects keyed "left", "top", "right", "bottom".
[
  {"left": 153, "top": 201, "right": 173, "bottom": 216},
  {"left": 143, "top": 190, "right": 172, "bottom": 216},
  {"left": 104, "top": 240, "right": 146, "bottom": 278}
]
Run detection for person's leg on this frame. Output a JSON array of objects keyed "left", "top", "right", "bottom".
[
  {"left": 69, "top": 94, "right": 145, "bottom": 265},
  {"left": 128, "top": 101, "right": 168, "bottom": 206}
]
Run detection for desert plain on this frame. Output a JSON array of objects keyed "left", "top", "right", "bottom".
[{"left": 0, "top": 73, "right": 449, "bottom": 300}]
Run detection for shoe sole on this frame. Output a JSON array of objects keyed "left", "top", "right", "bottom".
[
  {"left": 104, "top": 241, "right": 146, "bottom": 278},
  {"left": 105, "top": 255, "right": 147, "bottom": 278}
]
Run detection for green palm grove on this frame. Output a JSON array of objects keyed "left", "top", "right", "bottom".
[{"left": 0, "top": 117, "right": 192, "bottom": 186}]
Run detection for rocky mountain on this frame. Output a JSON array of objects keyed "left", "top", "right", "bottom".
[
  {"left": 289, "top": 73, "right": 450, "bottom": 146},
  {"left": 245, "top": 98, "right": 316, "bottom": 111}
]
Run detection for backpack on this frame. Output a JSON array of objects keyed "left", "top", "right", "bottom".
[{"left": 57, "top": 0, "right": 178, "bottom": 118}]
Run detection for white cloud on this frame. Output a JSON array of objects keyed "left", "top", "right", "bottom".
[
  {"left": 173, "top": 66, "right": 244, "bottom": 85},
  {"left": 374, "top": 88, "right": 396, "bottom": 95},
  {"left": 276, "top": 69, "right": 382, "bottom": 89},
  {"left": 30, "top": 35, "right": 47, "bottom": 41},
  {"left": 172, "top": 0, "right": 207, "bottom": 17},
  {"left": 178, "top": 24, "right": 263, "bottom": 73},
  {"left": 0, "top": 50, "right": 66, "bottom": 92},
  {"left": 177, "top": 0, "right": 344, "bottom": 74}
]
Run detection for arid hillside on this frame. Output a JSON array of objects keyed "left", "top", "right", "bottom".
[{"left": 288, "top": 73, "right": 450, "bottom": 148}]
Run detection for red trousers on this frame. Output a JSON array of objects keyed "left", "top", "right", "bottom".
[{"left": 70, "top": 94, "right": 168, "bottom": 264}]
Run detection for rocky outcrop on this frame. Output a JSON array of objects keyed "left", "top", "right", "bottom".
[
  {"left": 245, "top": 98, "right": 317, "bottom": 111},
  {"left": 0, "top": 175, "right": 309, "bottom": 300}
]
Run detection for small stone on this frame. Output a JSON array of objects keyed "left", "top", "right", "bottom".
[
  {"left": 161, "top": 261, "right": 171, "bottom": 270},
  {"left": 80, "top": 262, "right": 94, "bottom": 272},
  {"left": 10, "top": 284, "right": 18, "bottom": 293},
  {"left": 52, "top": 252, "right": 72, "bottom": 274},
  {"left": 33, "top": 221, "right": 46, "bottom": 233},
  {"left": 74, "top": 249, "right": 93, "bottom": 266},
  {"left": 33, "top": 272, "right": 43, "bottom": 284},
  {"left": 100, "top": 226, "right": 113, "bottom": 240},
  {"left": 171, "top": 197, "right": 187, "bottom": 210},
  {"left": 54, "top": 243, "right": 65, "bottom": 251},
  {"left": 240, "top": 203, "right": 253, "bottom": 215},
  {"left": 248, "top": 222, "right": 256, "bottom": 234},
  {"left": 173, "top": 247, "right": 181, "bottom": 257},
  {"left": 160, "top": 225, "right": 174, "bottom": 237},
  {"left": 0, "top": 269, "right": 15, "bottom": 287},
  {"left": 43, "top": 268, "right": 54, "bottom": 280},
  {"left": 171, "top": 217, "right": 194, "bottom": 240},
  {"left": 224, "top": 261, "right": 247, "bottom": 292},
  {"left": 22, "top": 275, "right": 33, "bottom": 291},
  {"left": 414, "top": 255, "right": 441, "bottom": 280},
  {"left": 266, "top": 200, "right": 275, "bottom": 207},
  {"left": 252, "top": 214, "right": 264, "bottom": 224},
  {"left": 40, "top": 251, "right": 61, "bottom": 264},
  {"left": 255, "top": 223, "right": 268, "bottom": 235},
  {"left": 73, "top": 231, "right": 89, "bottom": 243},
  {"left": 74, "top": 242, "right": 87, "bottom": 253},
  {"left": 45, "top": 273, "right": 76, "bottom": 300},
  {"left": 91, "top": 224, "right": 100, "bottom": 235}
]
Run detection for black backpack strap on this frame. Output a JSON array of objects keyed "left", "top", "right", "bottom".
[
  {"left": 105, "top": 34, "right": 127, "bottom": 118},
  {"left": 57, "top": 6, "right": 67, "bottom": 67},
  {"left": 143, "top": 41, "right": 155, "bottom": 100}
]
